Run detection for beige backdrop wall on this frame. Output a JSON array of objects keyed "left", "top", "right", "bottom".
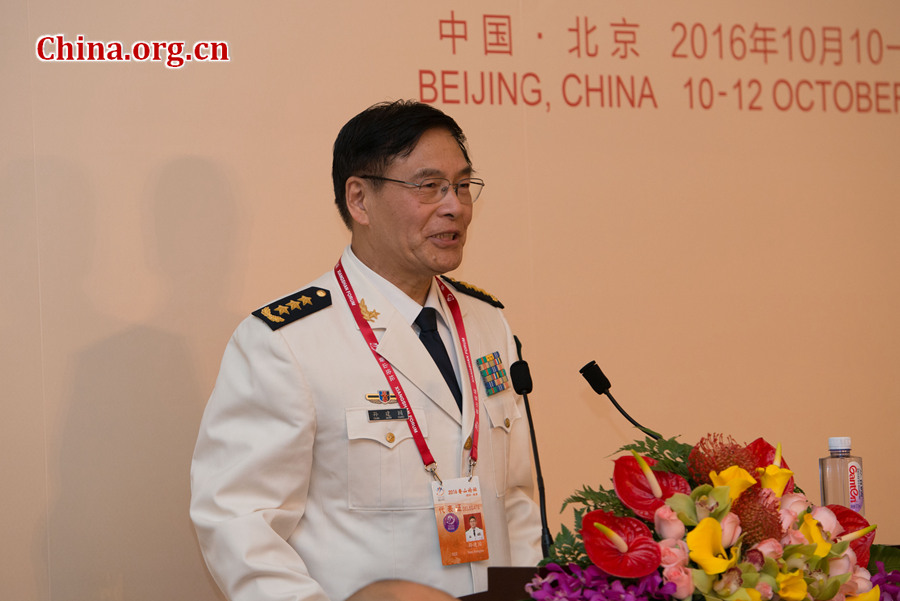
[{"left": 3, "top": 1, "right": 899, "bottom": 600}]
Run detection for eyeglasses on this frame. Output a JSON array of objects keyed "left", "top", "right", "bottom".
[{"left": 360, "top": 175, "right": 485, "bottom": 204}]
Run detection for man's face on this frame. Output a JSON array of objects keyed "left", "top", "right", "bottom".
[
  {"left": 469, "top": 518, "right": 477, "bottom": 528},
  {"left": 354, "top": 127, "right": 473, "bottom": 291}
]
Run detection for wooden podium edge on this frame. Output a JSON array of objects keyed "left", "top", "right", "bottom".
[{"left": 459, "top": 566, "right": 545, "bottom": 601}]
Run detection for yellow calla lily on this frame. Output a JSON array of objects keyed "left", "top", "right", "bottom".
[
  {"left": 776, "top": 570, "right": 808, "bottom": 601},
  {"left": 686, "top": 517, "right": 739, "bottom": 575},
  {"left": 756, "top": 464, "right": 794, "bottom": 498},
  {"left": 744, "top": 587, "right": 762, "bottom": 601},
  {"left": 710, "top": 466, "right": 757, "bottom": 501},
  {"left": 847, "top": 585, "right": 881, "bottom": 601},
  {"left": 799, "top": 513, "right": 832, "bottom": 557}
]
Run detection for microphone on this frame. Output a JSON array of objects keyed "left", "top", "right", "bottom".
[
  {"left": 512, "top": 336, "right": 553, "bottom": 559},
  {"left": 579, "top": 361, "right": 661, "bottom": 440},
  {"left": 509, "top": 361, "right": 532, "bottom": 395}
]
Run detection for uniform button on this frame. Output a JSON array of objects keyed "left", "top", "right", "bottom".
[
  {"left": 464, "top": 436, "right": 472, "bottom": 450},
  {"left": 386, "top": 432, "right": 395, "bottom": 443},
  {"left": 504, "top": 418, "right": 511, "bottom": 428}
]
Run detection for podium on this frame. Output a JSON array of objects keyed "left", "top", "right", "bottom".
[{"left": 459, "top": 567, "right": 544, "bottom": 601}]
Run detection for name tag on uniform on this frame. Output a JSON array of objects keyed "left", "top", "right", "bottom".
[
  {"left": 431, "top": 476, "right": 489, "bottom": 565},
  {"left": 367, "top": 408, "right": 409, "bottom": 421}
]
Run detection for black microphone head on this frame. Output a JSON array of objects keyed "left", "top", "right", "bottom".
[
  {"left": 510, "top": 360, "right": 533, "bottom": 395},
  {"left": 580, "top": 360, "right": 611, "bottom": 394}
]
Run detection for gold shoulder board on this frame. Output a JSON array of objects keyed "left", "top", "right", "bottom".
[
  {"left": 440, "top": 276, "right": 504, "bottom": 309},
  {"left": 251, "top": 286, "right": 332, "bottom": 330}
]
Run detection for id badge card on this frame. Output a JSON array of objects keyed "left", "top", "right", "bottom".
[{"left": 431, "top": 476, "right": 489, "bottom": 565}]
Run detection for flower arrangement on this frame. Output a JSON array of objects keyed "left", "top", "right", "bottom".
[{"left": 528, "top": 434, "right": 900, "bottom": 601}]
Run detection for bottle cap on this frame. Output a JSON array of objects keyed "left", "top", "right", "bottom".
[{"left": 828, "top": 436, "right": 852, "bottom": 450}]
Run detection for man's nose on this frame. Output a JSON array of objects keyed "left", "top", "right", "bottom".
[{"left": 438, "top": 184, "right": 466, "bottom": 214}]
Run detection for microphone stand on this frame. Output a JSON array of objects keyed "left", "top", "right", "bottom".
[{"left": 512, "top": 335, "right": 553, "bottom": 559}]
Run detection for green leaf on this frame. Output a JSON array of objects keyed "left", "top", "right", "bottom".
[
  {"left": 560, "top": 484, "right": 632, "bottom": 517},
  {"left": 868, "top": 543, "right": 900, "bottom": 573},
  {"left": 617, "top": 436, "right": 694, "bottom": 480},
  {"left": 542, "top": 523, "right": 588, "bottom": 567}
]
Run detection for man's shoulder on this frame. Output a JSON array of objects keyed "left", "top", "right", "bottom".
[
  {"left": 250, "top": 272, "right": 335, "bottom": 331},
  {"left": 439, "top": 275, "right": 504, "bottom": 309}
]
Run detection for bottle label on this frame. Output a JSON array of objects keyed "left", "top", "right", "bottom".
[{"left": 847, "top": 460, "right": 864, "bottom": 513}]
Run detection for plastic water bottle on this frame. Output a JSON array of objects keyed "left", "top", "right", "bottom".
[{"left": 819, "top": 436, "right": 865, "bottom": 515}]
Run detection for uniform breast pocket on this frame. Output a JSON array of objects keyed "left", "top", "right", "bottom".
[
  {"left": 482, "top": 392, "right": 522, "bottom": 496},
  {"left": 345, "top": 407, "right": 434, "bottom": 510}
]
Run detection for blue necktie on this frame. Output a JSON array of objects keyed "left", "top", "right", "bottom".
[{"left": 415, "top": 308, "right": 463, "bottom": 410}]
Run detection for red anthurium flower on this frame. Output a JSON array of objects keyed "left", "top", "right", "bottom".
[
  {"left": 581, "top": 509, "right": 662, "bottom": 578},
  {"left": 746, "top": 438, "right": 795, "bottom": 494},
  {"left": 613, "top": 454, "right": 692, "bottom": 520},
  {"left": 828, "top": 504, "right": 876, "bottom": 568}
]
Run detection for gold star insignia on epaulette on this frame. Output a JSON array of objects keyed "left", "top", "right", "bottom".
[
  {"left": 252, "top": 287, "right": 332, "bottom": 330},
  {"left": 359, "top": 298, "right": 380, "bottom": 322}
]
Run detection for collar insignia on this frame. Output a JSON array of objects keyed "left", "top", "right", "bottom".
[{"left": 359, "top": 298, "right": 380, "bottom": 322}]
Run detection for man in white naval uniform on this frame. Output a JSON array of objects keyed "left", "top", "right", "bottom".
[
  {"left": 466, "top": 517, "right": 485, "bottom": 542},
  {"left": 190, "top": 100, "right": 542, "bottom": 601}
]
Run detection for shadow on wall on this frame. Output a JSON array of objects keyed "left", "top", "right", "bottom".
[{"left": 46, "top": 157, "right": 240, "bottom": 600}]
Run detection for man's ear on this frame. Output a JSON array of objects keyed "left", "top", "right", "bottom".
[{"left": 345, "top": 177, "right": 370, "bottom": 227}]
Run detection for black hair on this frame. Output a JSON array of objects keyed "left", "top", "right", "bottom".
[{"left": 332, "top": 100, "right": 470, "bottom": 229}]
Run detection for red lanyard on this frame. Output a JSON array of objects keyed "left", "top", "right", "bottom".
[
  {"left": 435, "top": 277, "right": 481, "bottom": 468},
  {"left": 334, "top": 260, "right": 480, "bottom": 480}
]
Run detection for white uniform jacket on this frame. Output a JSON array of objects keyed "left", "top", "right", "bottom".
[{"left": 190, "top": 250, "right": 542, "bottom": 601}]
